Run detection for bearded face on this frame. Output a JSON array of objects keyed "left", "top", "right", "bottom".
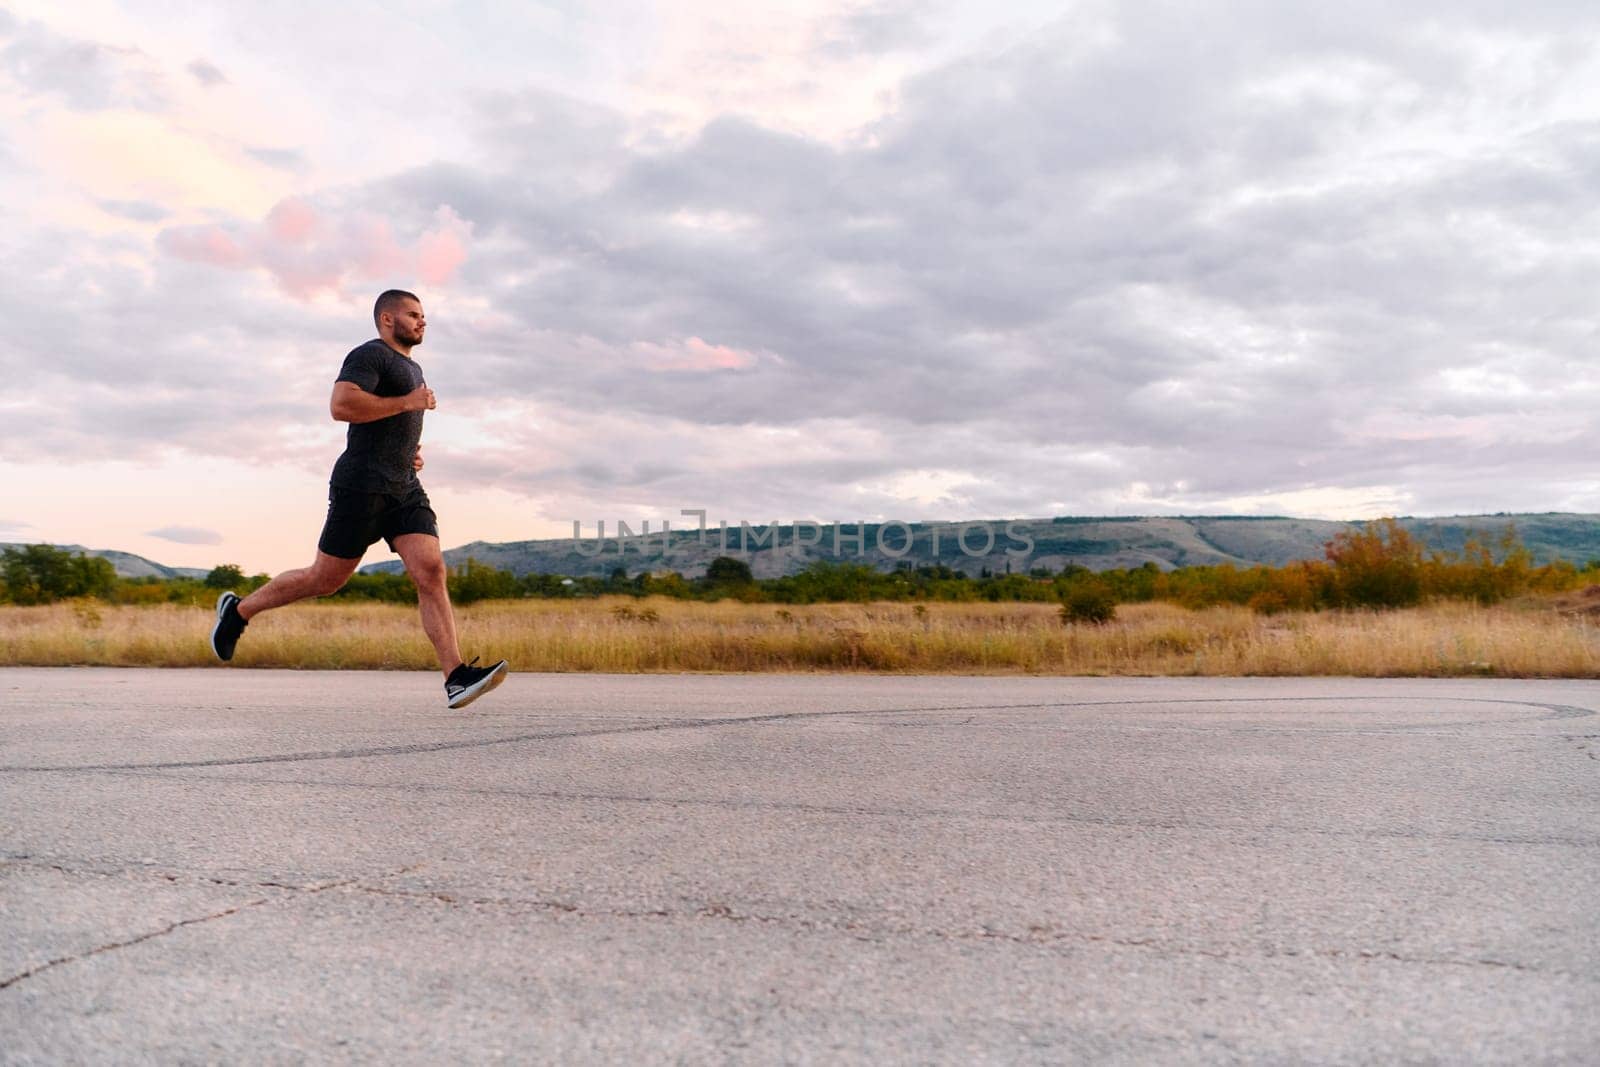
[{"left": 388, "top": 300, "right": 426, "bottom": 347}]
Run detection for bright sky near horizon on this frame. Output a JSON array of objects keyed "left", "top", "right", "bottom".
[{"left": 3, "top": 1, "right": 1598, "bottom": 575}]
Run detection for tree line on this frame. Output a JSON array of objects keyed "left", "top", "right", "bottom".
[{"left": 3, "top": 520, "right": 1593, "bottom": 615}]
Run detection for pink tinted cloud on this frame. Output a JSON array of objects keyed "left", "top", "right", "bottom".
[
  {"left": 265, "top": 197, "right": 318, "bottom": 243},
  {"left": 417, "top": 214, "right": 469, "bottom": 286},
  {"left": 632, "top": 336, "right": 758, "bottom": 372},
  {"left": 345, "top": 215, "right": 410, "bottom": 280},
  {"left": 161, "top": 227, "right": 248, "bottom": 267},
  {"left": 160, "top": 201, "right": 472, "bottom": 299}
]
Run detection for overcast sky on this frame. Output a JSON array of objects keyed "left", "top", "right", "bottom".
[{"left": 3, "top": 0, "right": 1598, "bottom": 573}]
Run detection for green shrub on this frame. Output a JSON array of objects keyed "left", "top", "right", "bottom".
[
  {"left": 705, "top": 556, "right": 755, "bottom": 585},
  {"left": 204, "top": 564, "right": 245, "bottom": 589},
  {"left": 449, "top": 558, "right": 520, "bottom": 604},
  {"left": 1060, "top": 581, "right": 1116, "bottom": 625},
  {"left": 1, "top": 545, "right": 116, "bottom": 605},
  {"left": 1325, "top": 519, "right": 1423, "bottom": 608}
]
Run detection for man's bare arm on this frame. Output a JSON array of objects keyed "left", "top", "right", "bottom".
[{"left": 330, "top": 381, "right": 435, "bottom": 423}]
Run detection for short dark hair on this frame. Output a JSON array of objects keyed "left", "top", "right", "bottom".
[{"left": 373, "top": 289, "right": 420, "bottom": 327}]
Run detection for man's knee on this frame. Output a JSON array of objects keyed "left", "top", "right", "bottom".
[
  {"left": 312, "top": 575, "right": 349, "bottom": 597},
  {"left": 309, "top": 559, "right": 356, "bottom": 597},
  {"left": 409, "top": 559, "right": 448, "bottom": 593}
]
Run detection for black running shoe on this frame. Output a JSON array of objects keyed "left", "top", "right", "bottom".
[
  {"left": 210, "top": 591, "right": 247, "bottom": 662},
  {"left": 445, "top": 656, "right": 509, "bottom": 709}
]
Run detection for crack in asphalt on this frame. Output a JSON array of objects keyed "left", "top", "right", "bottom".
[
  {"left": 0, "top": 697, "right": 1590, "bottom": 774},
  {"left": 331, "top": 882, "right": 1552, "bottom": 975},
  {"left": 0, "top": 898, "right": 276, "bottom": 992},
  {"left": 0, "top": 853, "right": 372, "bottom": 892},
  {"left": 0, "top": 866, "right": 389, "bottom": 993},
  {"left": 0, "top": 854, "right": 1563, "bottom": 982},
  {"left": 1304, "top": 947, "right": 1542, "bottom": 972},
  {"left": 1562, "top": 735, "right": 1600, "bottom": 762}
]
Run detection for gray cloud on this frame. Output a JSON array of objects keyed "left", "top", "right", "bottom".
[
  {"left": 145, "top": 526, "right": 223, "bottom": 546},
  {"left": 98, "top": 198, "right": 169, "bottom": 222},
  {"left": 9, "top": 2, "right": 1600, "bottom": 526},
  {"left": 0, "top": 20, "right": 167, "bottom": 110},
  {"left": 186, "top": 58, "right": 226, "bottom": 87},
  {"left": 810, "top": 1, "right": 935, "bottom": 60},
  {"left": 246, "top": 146, "right": 309, "bottom": 172},
  {"left": 495, "top": 6, "right": 1591, "bottom": 515},
  {"left": 0, "top": 224, "right": 351, "bottom": 470}
]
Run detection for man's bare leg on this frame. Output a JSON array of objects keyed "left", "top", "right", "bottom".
[
  {"left": 238, "top": 551, "right": 362, "bottom": 621},
  {"left": 392, "top": 533, "right": 463, "bottom": 676}
]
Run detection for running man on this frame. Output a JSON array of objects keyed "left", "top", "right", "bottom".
[{"left": 209, "top": 289, "right": 509, "bottom": 709}]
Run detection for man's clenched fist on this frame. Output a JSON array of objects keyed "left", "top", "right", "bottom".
[{"left": 406, "top": 385, "right": 436, "bottom": 412}]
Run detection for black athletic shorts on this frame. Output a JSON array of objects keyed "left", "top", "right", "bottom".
[{"left": 318, "top": 483, "right": 439, "bottom": 559}]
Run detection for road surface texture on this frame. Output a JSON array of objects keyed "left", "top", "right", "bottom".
[{"left": 1, "top": 669, "right": 1597, "bottom": 1064}]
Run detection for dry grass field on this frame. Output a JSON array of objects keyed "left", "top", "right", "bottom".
[{"left": 2, "top": 595, "right": 1597, "bottom": 676}]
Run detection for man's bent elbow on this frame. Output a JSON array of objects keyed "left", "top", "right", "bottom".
[{"left": 329, "top": 383, "right": 362, "bottom": 422}]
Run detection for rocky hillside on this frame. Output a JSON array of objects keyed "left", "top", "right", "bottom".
[
  {"left": 361, "top": 513, "right": 1600, "bottom": 579},
  {"left": 0, "top": 544, "right": 208, "bottom": 580}
]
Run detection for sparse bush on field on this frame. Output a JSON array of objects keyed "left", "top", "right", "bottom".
[
  {"left": 1060, "top": 580, "right": 1117, "bottom": 625},
  {"left": 1324, "top": 518, "right": 1424, "bottom": 608},
  {"left": 204, "top": 564, "right": 245, "bottom": 589},
  {"left": 1421, "top": 527, "right": 1549, "bottom": 605},
  {"left": 704, "top": 556, "right": 755, "bottom": 587},
  {"left": 1247, "top": 590, "right": 1291, "bottom": 615}
]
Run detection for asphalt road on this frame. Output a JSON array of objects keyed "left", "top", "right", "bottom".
[{"left": 2, "top": 669, "right": 1597, "bottom": 1064}]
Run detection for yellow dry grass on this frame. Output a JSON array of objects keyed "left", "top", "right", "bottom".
[{"left": 1, "top": 596, "right": 1596, "bottom": 676}]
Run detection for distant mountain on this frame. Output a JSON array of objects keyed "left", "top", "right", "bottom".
[
  {"left": 361, "top": 513, "right": 1600, "bottom": 580},
  {"left": 17, "top": 513, "right": 1592, "bottom": 584},
  {"left": 0, "top": 543, "right": 209, "bottom": 580}
]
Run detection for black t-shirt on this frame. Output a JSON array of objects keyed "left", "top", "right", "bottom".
[{"left": 328, "top": 339, "right": 426, "bottom": 493}]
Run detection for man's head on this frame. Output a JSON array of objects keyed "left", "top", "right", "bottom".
[{"left": 374, "top": 289, "right": 425, "bottom": 351}]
